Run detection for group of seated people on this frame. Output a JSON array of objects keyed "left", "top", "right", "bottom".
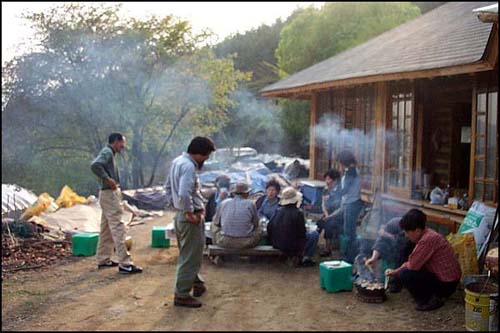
[
  {"left": 206, "top": 169, "right": 461, "bottom": 311},
  {"left": 209, "top": 177, "right": 319, "bottom": 267},
  {"left": 207, "top": 150, "right": 375, "bottom": 267}
]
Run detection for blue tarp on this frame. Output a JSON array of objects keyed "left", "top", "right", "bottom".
[
  {"left": 299, "top": 183, "right": 325, "bottom": 213},
  {"left": 200, "top": 166, "right": 278, "bottom": 194},
  {"left": 300, "top": 184, "right": 323, "bottom": 206}
]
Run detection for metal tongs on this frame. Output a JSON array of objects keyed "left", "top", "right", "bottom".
[{"left": 384, "top": 269, "right": 391, "bottom": 289}]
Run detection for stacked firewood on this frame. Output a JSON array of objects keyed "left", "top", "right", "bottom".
[{"left": 1, "top": 234, "right": 72, "bottom": 279}]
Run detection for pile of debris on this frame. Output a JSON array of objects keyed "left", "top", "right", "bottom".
[
  {"left": 2, "top": 183, "right": 164, "bottom": 278},
  {"left": 1, "top": 219, "right": 72, "bottom": 279}
]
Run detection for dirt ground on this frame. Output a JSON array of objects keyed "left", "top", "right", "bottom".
[{"left": 2, "top": 212, "right": 467, "bottom": 331}]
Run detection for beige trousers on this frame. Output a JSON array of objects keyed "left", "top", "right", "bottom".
[
  {"left": 96, "top": 189, "right": 132, "bottom": 266},
  {"left": 211, "top": 223, "right": 262, "bottom": 250}
]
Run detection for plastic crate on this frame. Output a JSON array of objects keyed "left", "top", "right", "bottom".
[
  {"left": 152, "top": 226, "right": 170, "bottom": 248},
  {"left": 320, "top": 260, "right": 353, "bottom": 293},
  {"left": 72, "top": 233, "right": 99, "bottom": 256}
]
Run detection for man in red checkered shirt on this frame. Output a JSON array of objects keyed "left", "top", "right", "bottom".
[{"left": 385, "top": 209, "right": 461, "bottom": 311}]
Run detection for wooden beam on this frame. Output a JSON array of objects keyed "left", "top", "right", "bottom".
[
  {"left": 261, "top": 62, "right": 494, "bottom": 99},
  {"left": 484, "top": 23, "right": 499, "bottom": 69},
  {"left": 415, "top": 102, "right": 424, "bottom": 188},
  {"left": 478, "top": 13, "right": 498, "bottom": 23},
  {"left": 309, "top": 93, "right": 318, "bottom": 179},
  {"left": 372, "top": 82, "right": 387, "bottom": 192},
  {"left": 469, "top": 75, "right": 477, "bottom": 206}
]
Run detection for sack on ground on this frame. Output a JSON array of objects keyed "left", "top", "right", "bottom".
[
  {"left": 458, "top": 201, "right": 496, "bottom": 257},
  {"left": 446, "top": 232, "right": 478, "bottom": 281}
]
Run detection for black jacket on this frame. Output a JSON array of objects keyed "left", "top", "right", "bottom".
[{"left": 267, "top": 204, "right": 306, "bottom": 256}]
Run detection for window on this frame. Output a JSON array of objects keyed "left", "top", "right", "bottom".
[
  {"left": 355, "top": 87, "right": 375, "bottom": 189},
  {"left": 313, "top": 87, "right": 375, "bottom": 190},
  {"left": 386, "top": 86, "right": 414, "bottom": 195},
  {"left": 472, "top": 89, "right": 498, "bottom": 204}
]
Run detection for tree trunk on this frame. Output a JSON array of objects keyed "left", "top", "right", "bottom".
[
  {"left": 131, "top": 129, "right": 144, "bottom": 188},
  {"left": 146, "top": 106, "right": 190, "bottom": 187}
]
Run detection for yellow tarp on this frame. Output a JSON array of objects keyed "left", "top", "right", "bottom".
[
  {"left": 20, "top": 193, "right": 58, "bottom": 220},
  {"left": 55, "top": 185, "right": 87, "bottom": 208}
]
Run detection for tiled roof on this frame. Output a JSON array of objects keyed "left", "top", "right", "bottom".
[{"left": 262, "top": 2, "right": 495, "bottom": 94}]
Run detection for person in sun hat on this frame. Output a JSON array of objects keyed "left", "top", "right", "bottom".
[
  {"left": 211, "top": 181, "right": 261, "bottom": 250},
  {"left": 267, "top": 186, "right": 319, "bottom": 267}
]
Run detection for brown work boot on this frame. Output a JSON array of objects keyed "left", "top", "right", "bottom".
[
  {"left": 174, "top": 294, "right": 202, "bottom": 308},
  {"left": 192, "top": 283, "right": 207, "bottom": 297}
]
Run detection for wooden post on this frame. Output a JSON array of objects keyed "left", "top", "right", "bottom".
[
  {"left": 309, "top": 92, "right": 318, "bottom": 179},
  {"left": 415, "top": 102, "right": 424, "bottom": 188},
  {"left": 469, "top": 75, "right": 477, "bottom": 206},
  {"left": 373, "top": 82, "right": 388, "bottom": 192}
]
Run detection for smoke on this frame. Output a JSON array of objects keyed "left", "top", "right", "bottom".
[
  {"left": 216, "top": 89, "right": 283, "bottom": 154},
  {"left": 0, "top": 6, "right": 238, "bottom": 193},
  {"left": 314, "top": 113, "right": 375, "bottom": 156}
]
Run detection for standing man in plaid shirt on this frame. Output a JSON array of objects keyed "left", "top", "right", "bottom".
[{"left": 385, "top": 209, "right": 461, "bottom": 311}]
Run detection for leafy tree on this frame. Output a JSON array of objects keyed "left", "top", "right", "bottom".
[
  {"left": 214, "top": 19, "right": 285, "bottom": 94},
  {"left": 275, "top": 2, "right": 421, "bottom": 157},
  {"left": 212, "top": 19, "right": 289, "bottom": 153},
  {"left": 276, "top": 2, "right": 420, "bottom": 75},
  {"left": 412, "top": 2, "right": 445, "bottom": 14},
  {"left": 2, "top": 3, "right": 249, "bottom": 195}
]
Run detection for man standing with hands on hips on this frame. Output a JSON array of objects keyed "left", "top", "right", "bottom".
[
  {"left": 165, "top": 136, "right": 216, "bottom": 308},
  {"left": 91, "top": 132, "right": 143, "bottom": 274}
]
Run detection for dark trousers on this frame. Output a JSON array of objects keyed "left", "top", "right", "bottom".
[
  {"left": 399, "top": 268, "right": 459, "bottom": 304},
  {"left": 304, "top": 231, "right": 320, "bottom": 258},
  {"left": 342, "top": 200, "right": 363, "bottom": 264}
]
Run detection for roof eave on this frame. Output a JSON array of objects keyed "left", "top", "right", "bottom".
[
  {"left": 261, "top": 60, "right": 495, "bottom": 99},
  {"left": 478, "top": 12, "right": 498, "bottom": 23}
]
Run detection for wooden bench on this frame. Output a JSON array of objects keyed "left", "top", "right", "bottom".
[{"left": 207, "top": 245, "right": 282, "bottom": 257}]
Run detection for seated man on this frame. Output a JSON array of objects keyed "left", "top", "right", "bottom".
[
  {"left": 256, "top": 179, "right": 281, "bottom": 221},
  {"left": 205, "top": 174, "right": 231, "bottom": 222},
  {"left": 267, "top": 187, "right": 319, "bottom": 267},
  {"left": 385, "top": 209, "right": 461, "bottom": 311},
  {"left": 363, "top": 217, "right": 415, "bottom": 292},
  {"left": 316, "top": 169, "right": 343, "bottom": 257},
  {"left": 211, "top": 181, "right": 261, "bottom": 250}
]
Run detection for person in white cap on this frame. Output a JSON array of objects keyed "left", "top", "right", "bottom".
[
  {"left": 267, "top": 186, "right": 319, "bottom": 267},
  {"left": 211, "top": 181, "right": 261, "bottom": 249}
]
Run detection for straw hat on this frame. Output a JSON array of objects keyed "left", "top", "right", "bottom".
[
  {"left": 279, "top": 186, "right": 303, "bottom": 206},
  {"left": 230, "top": 181, "right": 251, "bottom": 194}
]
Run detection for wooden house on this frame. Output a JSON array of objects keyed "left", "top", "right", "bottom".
[{"left": 261, "top": 2, "right": 498, "bottom": 232}]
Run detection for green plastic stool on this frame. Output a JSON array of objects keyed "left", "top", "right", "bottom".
[
  {"left": 72, "top": 233, "right": 99, "bottom": 256},
  {"left": 320, "top": 260, "right": 353, "bottom": 293},
  {"left": 152, "top": 226, "right": 170, "bottom": 248}
]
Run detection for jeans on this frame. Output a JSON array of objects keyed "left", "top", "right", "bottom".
[
  {"left": 399, "top": 268, "right": 459, "bottom": 304},
  {"left": 342, "top": 200, "right": 363, "bottom": 264},
  {"left": 323, "top": 211, "right": 343, "bottom": 241},
  {"left": 304, "top": 231, "right": 319, "bottom": 258}
]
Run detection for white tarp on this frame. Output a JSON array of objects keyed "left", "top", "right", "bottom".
[
  {"left": 2, "top": 184, "right": 38, "bottom": 214},
  {"left": 30, "top": 201, "right": 133, "bottom": 234}
]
